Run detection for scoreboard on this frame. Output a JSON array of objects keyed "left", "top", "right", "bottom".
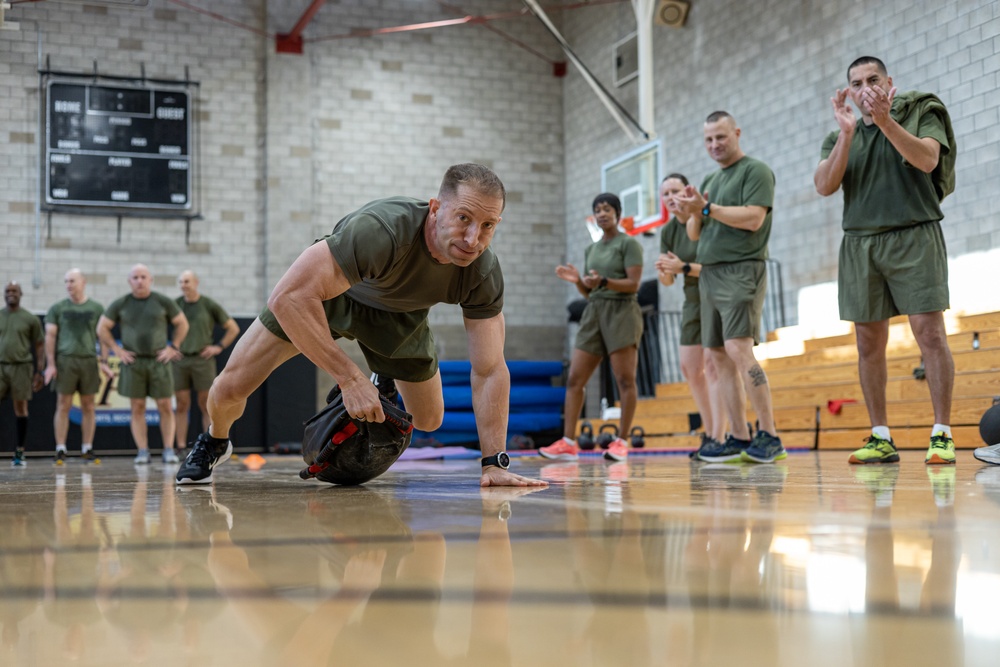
[{"left": 45, "top": 81, "right": 192, "bottom": 210}]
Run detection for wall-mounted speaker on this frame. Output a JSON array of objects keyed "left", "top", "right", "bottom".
[{"left": 655, "top": 0, "right": 689, "bottom": 28}]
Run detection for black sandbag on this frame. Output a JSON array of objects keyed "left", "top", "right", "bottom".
[{"left": 300, "top": 387, "right": 414, "bottom": 485}]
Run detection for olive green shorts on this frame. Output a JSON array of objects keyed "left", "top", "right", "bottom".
[
  {"left": 680, "top": 283, "right": 702, "bottom": 347},
  {"left": 0, "top": 363, "right": 34, "bottom": 401},
  {"left": 258, "top": 295, "right": 439, "bottom": 383},
  {"left": 699, "top": 261, "right": 766, "bottom": 348},
  {"left": 574, "top": 297, "right": 643, "bottom": 356},
  {"left": 55, "top": 355, "right": 101, "bottom": 396},
  {"left": 118, "top": 356, "right": 175, "bottom": 399},
  {"left": 839, "top": 221, "right": 950, "bottom": 322},
  {"left": 173, "top": 354, "right": 217, "bottom": 392}
]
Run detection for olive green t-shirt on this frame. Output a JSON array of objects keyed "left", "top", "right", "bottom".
[
  {"left": 325, "top": 196, "right": 504, "bottom": 319},
  {"left": 695, "top": 156, "right": 774, "bottom": 265},
  {"left": 175, "top": 295, "right": 230, "bottom": 355},
  {"left": 45, "top": 298, "right": 104, "bottom": 358},
  {"left": 659, "top": 217, "right": 699, "bottom": 289},
  {"left": 583, "top": 232, "right": 643, "bottom": 302},
  {"left": 104, "top": 292, "right": 181, "bottom": 355},
  {"left": 820, "top": 97, "right": 949, "bottom": 236},
  {"left": 0, "top": 308, "right": 43, "bottom": 363}
]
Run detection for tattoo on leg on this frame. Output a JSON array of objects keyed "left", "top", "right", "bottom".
[{"left": 748, "top": 364, "right": 768, "bottom": 387}]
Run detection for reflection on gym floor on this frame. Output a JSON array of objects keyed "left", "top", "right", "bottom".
[{"left": 1, "top": 452, "right": 997, "bottom": 666}]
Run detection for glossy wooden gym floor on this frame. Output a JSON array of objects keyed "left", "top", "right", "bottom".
[{"left": 1, "top": 450, "right": 997, "bottom": 666}]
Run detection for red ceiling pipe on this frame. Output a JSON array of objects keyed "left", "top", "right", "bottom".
[{"left": 276, "top": 0, "right": 327, "bottom": 54}]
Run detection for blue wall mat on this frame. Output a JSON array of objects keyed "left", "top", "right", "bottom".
[
  {"left": 440, "top": 385, "right": 566, "bottom": 410},
  {"left": 439, "top": 360, "right": 564, "bottom": 385}
]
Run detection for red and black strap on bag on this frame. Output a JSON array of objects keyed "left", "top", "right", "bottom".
[{"left": 299, "top": 386, "right": 414, "bottom": 486}]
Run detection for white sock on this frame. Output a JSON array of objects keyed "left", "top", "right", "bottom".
[
  {"left": 932, "top": 424, "right": 952, "bottom": 438},
  {"left": 564, "top": 437, "right": 578, "bottom": 445},
  {"left": 56, "top": 444, "right": 67, "bottom": 452},
  {"left": 81, "top": 443, "right": 92, "bottom": 453},
  {"left": 872, "top": 426, "right": 891, "bottom": 440}
]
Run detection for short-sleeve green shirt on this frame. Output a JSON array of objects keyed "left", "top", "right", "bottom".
[
  {"left": 659, "top": 217, "right": 699, "bottom": 289},
  {"left": 695, "top": 156, "right": 775, "bottom": 265},
  {"left": 104, "top": 292, "right": 181, "bottom": 355},
  {"left": 0, "top": 308, "right": 43, "bottom": 363},
  {"left": 583, "top": 232, "right": 643, "bottom": 302},
  {"left": 324, "top": 197, "right": 504, "bottom": 319},
  {"left": 820, "top": 98, "right": 949, "bottom": 236},
  {"left": 45, "top": 298, "right": 104, "bottom": 358},
  {"left": 176, "top": 295, "right": 231, "bottom": 355}
]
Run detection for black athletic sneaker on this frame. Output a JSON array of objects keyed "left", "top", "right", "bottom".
[
  {"left": 54, "top": 450, "right": 67, "bottom": 466},
  {"left": 176, "top": 433, "right": 233, "bottom": 485}
]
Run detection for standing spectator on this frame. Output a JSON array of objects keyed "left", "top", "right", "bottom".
[
  {"left": 44, "top": 269, "right": 111, "bottom": 464},
  {"left": 675, "top": 111, "right": 785, "bottom": 464},
  {"left": 539, "top": 193, "right": 643, "bottom": 463},
  {"left": 655, "top": 174, "right": 724, "bottom": 457},
  {"left": 814, "top": 56, "right": 958, "bottom": 465},
  {"left": 173, "top": 271, "right": 240, "bottom": 451},
  {"left": 97, "top": 265, "right": 188, "bottom": 464},
  {"left": 1, "top": 281, "right": 44, "bottom": 466}
]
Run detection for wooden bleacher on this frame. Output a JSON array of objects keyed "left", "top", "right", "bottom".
[{"left": 579, "top": 311, "right": 1000, "bottom": 452}]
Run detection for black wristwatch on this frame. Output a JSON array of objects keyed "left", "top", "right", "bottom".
[
  {"left": 598, "top": 276, "right": 609, "bottom": 288},
  {"left": 481, "top": 452, "right": 510, "bottom": 470},
  {"left": 701, "top": 201, "right": 712, "bottom": 217},
  {"left": 682, "top": 263, "right": 692, "bottom": 275}
]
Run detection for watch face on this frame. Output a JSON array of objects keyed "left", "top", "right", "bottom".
[{"left": 497, "top": 452, "right": 510, "bottom": 469}]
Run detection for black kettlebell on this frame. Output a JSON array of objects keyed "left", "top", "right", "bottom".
[
  {"left": 577, "top": 421, "right": 596, "bottom": 450},
  {"left": 629, "top": 426, "right": 645, "bottom": 449},
  {"left": 596, "top": 423, "right": 619, "bottom": 450}
]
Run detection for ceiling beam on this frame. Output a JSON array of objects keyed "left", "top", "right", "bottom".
[{"left": 276, "top": 0, "right": 327, "bottom": 54}]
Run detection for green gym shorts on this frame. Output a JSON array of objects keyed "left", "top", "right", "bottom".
[
  {"left": 54, "top": 355, "right": 101, "bottom": 396},
  {"left": 118, "top": 356, "right": 175, "bottom": 399},
  {"left": 839, "top": 220, "right": 950, "bottom": 322},
  {"left": 259, "top": 295, "right": 439, "bottom": 383},
  {"left": 574, "top": 297, "right": 643, "bottom": 356},
  {"left": 699, "top": 260, "right": 766, "bottom": 348},
  {"left": 0, "top": 363, "right": 34, "bottom": 401},
  {"left": 173, "top": 354, "right": 218, "bottom": 392}
]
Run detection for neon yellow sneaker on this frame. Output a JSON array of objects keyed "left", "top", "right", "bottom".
[
  {"left": 925, "top": 432, "right": 956, "bottom": 465},
  {"left": 848, "top": 434, "right": 899, "bottom": 464}
]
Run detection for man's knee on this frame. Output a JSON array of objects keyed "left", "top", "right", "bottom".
[
  {"left": 910, "top": 314, "right": 949, "bottom": 351},
  {"left": 175, "top": 390, "right": 192, "bottom": 411},
  {"left": 208, "top": 370, "right": 245, "bottom": 406},
  {"left": 411, "top": 408, "right": 444, "bottom": 433}
]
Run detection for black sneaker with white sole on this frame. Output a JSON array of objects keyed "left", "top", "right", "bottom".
[{"left": 176, "top": 433, "right": 233, "bottom": 485}]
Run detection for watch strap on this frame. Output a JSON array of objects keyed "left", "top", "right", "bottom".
[{"left": 481, "top": 453, "right": 510, "bottom": 469}]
